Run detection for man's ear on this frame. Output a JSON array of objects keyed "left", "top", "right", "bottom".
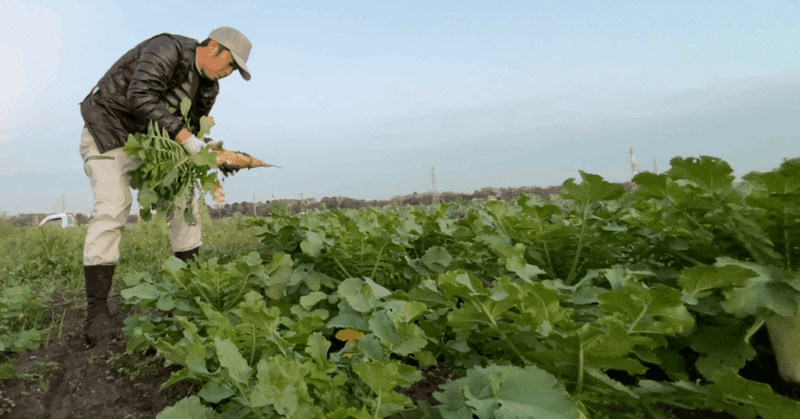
[{"left": 208, "top": 39, "right": 220, "bottom": 56}]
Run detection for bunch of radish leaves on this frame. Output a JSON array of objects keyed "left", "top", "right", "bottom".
[{"left": 123, "top": 97, "right": 220, "bottom": 227}]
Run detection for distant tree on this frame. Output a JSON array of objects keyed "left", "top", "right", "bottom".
[
  {"left": 473, "top": 187, "right": 493, "bottom": 200},
  {"left": 75, "top": 213, "right": 92, "bottom": 226},
  {"left": 231, "top": 202, "right": 244, "bottom": 215},
  {"left": 320, "top": 196, "right": 338, "bottom": 210},
  {"left": 439, "top": 191, "right": 458, "bottom": 203},
  {"left": 11, "top": 214, "right": 40, "bottom": 228},
  {"left": 207, "top": 205, "right": 221, "bottom": 219},
  {"left": 256, "top": 203, "right": 270, "bottom": 217},
  {"left": 497, "top": 187, "right": 517, "bottom": 201},
  {"left": 417, "top": 191, "right": 433, "bottom": 205},
  {"left": 339, "top": 197, "right": 357, "bottom": 210},
  {"left": 544, "top": 185, "right": 562, "bottom": 197}
]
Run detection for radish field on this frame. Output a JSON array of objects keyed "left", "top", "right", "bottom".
[{"left": 2, "top": 155, "right": 800, "bottom": 419}]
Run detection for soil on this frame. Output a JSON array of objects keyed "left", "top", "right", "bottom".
[
  {"left": 0, "top": 293, "right": 199, "bottom": 419},
  {"left": 0, "top": 292, "right": 794, "bottom": 419}
]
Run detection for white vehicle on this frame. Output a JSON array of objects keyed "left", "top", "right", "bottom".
[{"left": 38, "top": 212, "right": 77, "bottom": 228}]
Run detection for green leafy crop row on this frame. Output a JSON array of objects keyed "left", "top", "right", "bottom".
[
  {"left": 119, "top": 155, "right": 800, "bottom": 418},
  {"left": 0, "top": 283, "right": 49, "bottom": 354}
]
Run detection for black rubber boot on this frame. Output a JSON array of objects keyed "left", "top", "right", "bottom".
[
  {"left": 84, "top": 264, "right": 117, "bottom": 346},
  {"left": 174, "top": 246, "right": 200, "bottom": 263}
]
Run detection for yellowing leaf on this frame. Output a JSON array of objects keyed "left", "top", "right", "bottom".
[{"left": 335, "top": 328, "right": 365, "bottom": 344}]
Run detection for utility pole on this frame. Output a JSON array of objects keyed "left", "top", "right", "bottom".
[
  {"left": 653, "top": 158, "right": 658, "bottom": 175},
  {"left": 629, "top": 148, "right": 640, "bottom": 189},
  {"left": 62, "top": 194, "right": 65, "bottom": 213},
  {"left": 629, "top": 147, "right": 640, "bottom": 176},
  {"left": 253, "top": 193, "right": 256, "bottom": 216}
]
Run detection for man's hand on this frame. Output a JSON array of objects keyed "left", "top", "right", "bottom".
[
  {"left": 204, "top": 137, "right": 225, "bottom": 151},
  {"left": 200, "top": 116, "right": 215, "bottom": 131},
  {"left": 179, "top": 134, "right": 206, "bottom": 154}
]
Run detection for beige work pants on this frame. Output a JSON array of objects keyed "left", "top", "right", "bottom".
[{"left": 79, "top": 126, "right": 203, "bottom": 266}]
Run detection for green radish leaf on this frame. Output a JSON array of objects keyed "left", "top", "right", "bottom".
[
  {"left": 368, "top": 310, "right": 428, "bottom": 356},
  {"left": 300, "top": 231, "right": 324, "bottom": 257},
  {"left": 353, "top": 361, "right": 420, "bottom": 416},
  {"left": 339, "top": 278, "right": 382, "bottom": 313},
  {"left": 561, "top": 170, "right": 625, "bottom": 207},
  {"left": 714, "top": 257, "right": 800, "bottom": 318},
  {"left": 433, "top": 364, "right": 582, "bottom": 419},
  {"left": 120, "top": 283, "right": 161, "bottom": 302},
  {"left": 300, "top": 291, "right": 327, "bottom": 310},
  {"left": 179, "top": 97, "right": 191, "bottom": 119},
  {"left": 599, "top": 283, "right": 694, "bottom": 335},
  {"left": 710, "top": 367, "right": 800, "bottom": 419},
  {"left": 156, "top": 395, "right": 218, "bottom": 419},
  {"left": 420, "top": 246, "right": 453, "bottom": 273},
  {"left": 198, "top": 381, "right": 235, "bottom": 404},
  {"left": 214, "top": 337, "right": 251, "bottom": 385},
  {"left": 678, "top": 263, "right": 754, "bottom": 305},
  {"left": 689, "top": 321, "right": 756, "bottom": 380},
  {"left": 0, "top": 363, "right": 16, "bottom": 379}
]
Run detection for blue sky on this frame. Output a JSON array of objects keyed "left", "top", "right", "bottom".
[{"left": 2, "top": 0, "right": 800, "bottom": 216}]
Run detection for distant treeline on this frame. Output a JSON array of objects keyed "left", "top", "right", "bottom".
[{"left": 0, "top": 182, "right": 638, "bottom": 228}]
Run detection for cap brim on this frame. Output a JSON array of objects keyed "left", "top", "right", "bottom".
[{"left": 230, "top": 51, "right": 251, "bottom": 81}]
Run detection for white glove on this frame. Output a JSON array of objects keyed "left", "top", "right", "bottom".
[{"left": 180, "top": 135, "right": 206, "bottom": 154}]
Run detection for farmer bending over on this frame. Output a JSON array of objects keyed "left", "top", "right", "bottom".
[{"left": 78, "top": 27, "right": 253, "bottom": 346}]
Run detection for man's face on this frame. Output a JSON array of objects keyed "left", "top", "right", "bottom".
[{"left": 198, "top": 40, "right": 237, "bottom": 80}]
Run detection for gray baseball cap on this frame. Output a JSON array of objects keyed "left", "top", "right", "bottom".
[{"left": 208, "top": 26, "right": 252, "bottom": 81}]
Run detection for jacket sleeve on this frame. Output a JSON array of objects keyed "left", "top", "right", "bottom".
[
  {"left": 126, "top": 35, "right": 186, "bottom": 140},
  {"left": 188, "top": 79, "right": 220, "bottom": 135}
]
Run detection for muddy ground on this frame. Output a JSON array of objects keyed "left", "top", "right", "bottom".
[
  {"left": 0, "top": 293, "right": 198, "bottom": 419},
  {"left": 0, "top": 291, "right": 790, "bottom": 419}
]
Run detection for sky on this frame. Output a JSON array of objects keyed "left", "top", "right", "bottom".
[{"left": 2, "top": 0, "right": 800, "bottom": 217}]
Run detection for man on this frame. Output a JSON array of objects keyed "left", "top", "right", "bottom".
[{"left": 78, "top": 27, "right": 252, "bottom": 346}]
